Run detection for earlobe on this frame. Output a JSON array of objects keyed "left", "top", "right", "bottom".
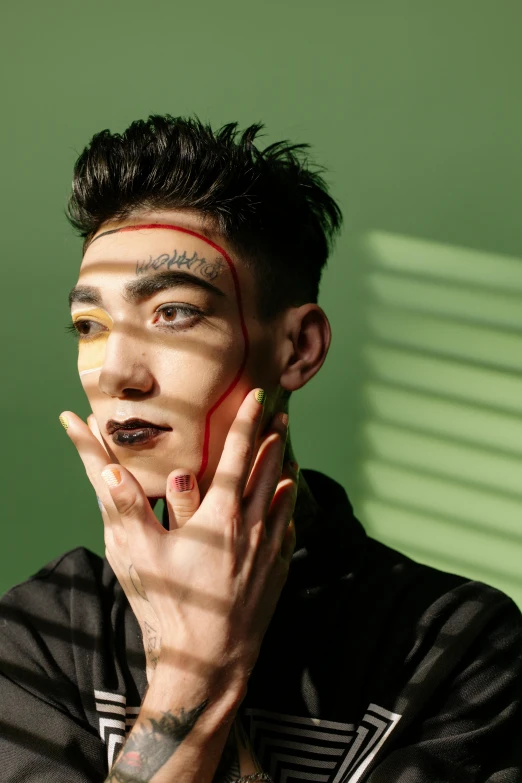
[{"left": 279, "top": 304, "right": 331, "bottom": 393}]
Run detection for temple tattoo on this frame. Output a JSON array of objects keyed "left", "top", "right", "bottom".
[
  {"left": 136, "top": 249, "right": 225, "bottom": 281},
  {"left": 106, "top": 700, "right": 208, "bottom": 782}
]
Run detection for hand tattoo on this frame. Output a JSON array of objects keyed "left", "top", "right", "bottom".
[
  {"left": 144, "top": 621, "right": 161, "bottom": 669},
  {"left": 129, "top": 565, "right": 148, "bottom": 601}
]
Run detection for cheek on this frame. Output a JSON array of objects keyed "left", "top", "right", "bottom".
[
  {"left": 78, "top": 336, "right": 109, "bottom": 376},
  {"left": 159, "top": 346, "right": 234, "bottom": 408}
]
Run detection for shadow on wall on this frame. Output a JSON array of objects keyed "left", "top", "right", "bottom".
[{"left": 357, "top": 231, "right": 522, "bottom": 609}]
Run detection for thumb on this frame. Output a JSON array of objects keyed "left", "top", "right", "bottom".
[{"left": 165, "top": 469, "right": 201, "bottom": 529}]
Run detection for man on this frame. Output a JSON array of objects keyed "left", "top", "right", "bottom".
[{"left": 0, "top": 115, "right": 520, "bottom": 783}]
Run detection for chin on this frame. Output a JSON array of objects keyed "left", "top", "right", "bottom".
[{"left": 123, "top": 464, "right": 170, "bottom": 500}]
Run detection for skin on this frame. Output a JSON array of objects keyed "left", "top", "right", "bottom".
[
  {"left": 72, "top": 209, "right": 331, "bottom": 513},
  {"left": 64, "top": 207, "right": 332, "bottom": 781}
]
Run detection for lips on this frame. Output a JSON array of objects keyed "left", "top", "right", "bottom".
[{"left": 106, "top": 418, "right": 172, "bottom": 448}]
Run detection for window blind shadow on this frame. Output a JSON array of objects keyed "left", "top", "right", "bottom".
[{"left": 357, "top": 231, "right": 522, "bottom": 608}]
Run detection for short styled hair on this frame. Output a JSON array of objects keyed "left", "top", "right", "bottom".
[{"left": 66, "top": 115, "right": 343, "bottom": 322}]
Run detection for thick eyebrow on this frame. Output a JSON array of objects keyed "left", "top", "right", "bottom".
[
  {"left": 68, "top": 285, "right": 102, "bottom": 308},
  {"left": 68, "top": 270, "right": 226, "bottom": 309},
  {"left": 123, "top": 270, "right": 227, "bottom": 303}
]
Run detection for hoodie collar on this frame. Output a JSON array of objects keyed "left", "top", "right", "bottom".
[{"left": 288, "top": 468, "right": 368, "bottom": 591}]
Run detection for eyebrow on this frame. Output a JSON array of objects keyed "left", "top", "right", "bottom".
[{"left": 68, "top": 270, "right": 227, "bottom": 308}]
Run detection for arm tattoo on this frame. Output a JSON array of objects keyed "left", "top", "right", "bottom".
[
  {"left": 136, "top": 249, "right": 225, "bottom": 281},
  {"left": 107, "top": 700, "right": 208, "bottom": 782}
]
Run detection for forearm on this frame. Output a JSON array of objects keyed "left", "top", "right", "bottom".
[{"left": 105, "top": 659, "right": 245, "bottom": 783}]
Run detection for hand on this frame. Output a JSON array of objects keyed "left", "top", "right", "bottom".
[
  {"left": 61, "top": 412, "right": 164, "bottom": 682},
  {"left": 60, "top": 389, "right": 297, "bottom": 694}
]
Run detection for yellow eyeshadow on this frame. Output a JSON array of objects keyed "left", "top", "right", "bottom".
[
  {"left": 72, "top": 307, "right": 114, "bottom": 329},
  {"left": 72, "top": 308, "right": 113, "bottom": 376}
]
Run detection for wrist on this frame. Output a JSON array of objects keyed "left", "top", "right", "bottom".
[{"left": 146, "top": 656, "right": 247, "bottom": 732}]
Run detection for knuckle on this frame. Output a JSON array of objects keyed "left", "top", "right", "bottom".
[{"left": 115, "top": 490, "right": 141, "bottom": 518}]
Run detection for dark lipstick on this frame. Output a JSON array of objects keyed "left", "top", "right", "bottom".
[{"left": 106, "top": 418, "right": 172, "bottom": 447}]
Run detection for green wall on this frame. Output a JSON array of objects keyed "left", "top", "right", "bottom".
[{"left": 2, "top": 1, "right": 522, "bottom": 607}]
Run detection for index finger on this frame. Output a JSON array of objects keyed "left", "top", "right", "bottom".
[
  {"left": 206, "top": 388, "right": 266, "bottom": 508},
  {"left": 87, "top": 413, "right": 119, "bottom": 463},
  {"left": 59, "top": 410, "right": 117, "bottom": 505}
]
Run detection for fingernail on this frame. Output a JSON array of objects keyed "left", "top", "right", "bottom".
[
  {"left": 289, "top": 460, "right": 299, "bottom": 474},
  {"left": 254, "top": 389, "right": 266, "bottom": 405},
  {"left": 101, "top": 468, "right": 121, "bottom": 488},
  {"left": 172, "top": 474, "right": 193, "bottom": 492},
  {"left": 96, "top": 496, "right": 105, "bottom": 512},
  {"left": 279, "top": 412, "right": 289, "bottom": 427},
  {"left": 59, "top": 414, "right": 69, "bottom": 431}
]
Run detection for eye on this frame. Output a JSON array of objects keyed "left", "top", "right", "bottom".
[
  {"left": 67, "top": 319, "right": 108, "bottom": 340},
  {"left": 154, "top": 303, "right": 202, "bottom": 330}
]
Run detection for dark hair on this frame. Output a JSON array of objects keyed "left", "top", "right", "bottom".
[{"left": 66, "top": 115, "right": 343, "bottom": 322}]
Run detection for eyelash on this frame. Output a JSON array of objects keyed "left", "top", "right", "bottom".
[{"left": 66, "top": 304, "right": 204, "bottom": 340}]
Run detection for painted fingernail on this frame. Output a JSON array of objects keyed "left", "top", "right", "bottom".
[
  {"left": 96, "top": 496, "right": 106, "bottom": 512},
  {"left": 172, "top": 474, "right": 193, "bottom": 492},
  {"left": 59, "top": 414, "right": 69, "bottom": 431},
  {"left": 254, "top": 389, "right": 266, "bottom": 405},
  {"left": 101, "top": 468, "right": 121, "bottom": 488}
]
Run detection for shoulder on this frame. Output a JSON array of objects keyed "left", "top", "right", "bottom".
[
  {"left": 0, "top": 548, "right": 116, "bottom": 681},
  {"left": 1, "top": 546, "right": 110, "bottom": 613},
  {"left": 361, "top": 535, "right": 522, "bottom": 664}
]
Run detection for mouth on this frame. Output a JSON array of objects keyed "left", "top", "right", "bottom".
[{"left": 106, "top": 418, "right": 172, "bottom": 448}]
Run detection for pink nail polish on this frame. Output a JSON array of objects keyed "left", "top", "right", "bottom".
[{"left": 172, "top": 474, "right": 193, "bottom": 492}]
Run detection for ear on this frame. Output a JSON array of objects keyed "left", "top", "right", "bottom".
[{"left": 278, "top": 304, "right": 332, "bottom": 393}]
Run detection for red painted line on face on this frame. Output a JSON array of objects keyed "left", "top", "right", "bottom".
[{"left": 93, "top": 223, "right": 250, "bottom": 484}]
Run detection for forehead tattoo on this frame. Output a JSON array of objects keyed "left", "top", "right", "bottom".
[
  {"left": 85, "top": 224, "right": 227, "bottom": 283},
  {"left": 135, "top": 248, "right": 226, "bottom": 281}
]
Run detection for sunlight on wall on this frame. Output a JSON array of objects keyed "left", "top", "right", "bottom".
[{"left": 359, "top": 232, "right": 522, "bottom": 608}]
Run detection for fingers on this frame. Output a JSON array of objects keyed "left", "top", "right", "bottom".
[
  {"left": 265, "top": 461, "right": 299, "bottom": 562},
  {"left": 99, "top": 464, "right": 166, "bottom": 550},
  {"left": 243, "top": 411, "right": 288, "bottom": 525},
  {"left": 87, "top": 413, "right": 118, "bottom": 464},
  {"left": 280, "top": 518, "right": 296, "bottom": 563},
  {"left": 60, "top": 410, "right": 116, "bottom": 505},
  {"left": 165, "top": 469, "right": 201, "bottom": 530},
  {"left": 60, "top": 411, "right": 163, "bottom": 556},
  {"left": 60, "top": 411, "right": 128, "bottom": 548},
  {"left": 207, "top": 389, "right": 266, "bottom": 510}
]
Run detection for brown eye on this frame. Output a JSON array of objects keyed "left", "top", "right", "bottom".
[
  {"left": 161, "top": 306, "right": 178, "bottom": 322},
  {"left": 72, "top": 320, "right": 105, "bottom": 339},
  {"left": 155, "top": 303, "right": 202, "bottom": 330}
]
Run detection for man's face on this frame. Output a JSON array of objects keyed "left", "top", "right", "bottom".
[{"left": 70, "top": 211, "right": 281, "bottom": 499}]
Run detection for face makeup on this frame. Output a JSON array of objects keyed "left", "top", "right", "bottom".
[
  {"left": 72, "top": 307, "right": 114, "bottom": 376},
  {"left": 73, "top": 221, "right": 254, "bottom": 497},
  {"left": 106, "top": 417, "right": 172, "bottom": 447}
]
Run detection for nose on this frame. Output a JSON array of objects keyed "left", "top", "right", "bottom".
[{"left": 98, "top": 329, "right": 155, "bottom": 398}]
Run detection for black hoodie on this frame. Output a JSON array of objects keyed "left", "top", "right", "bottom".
[{"left": 0, "top": 469, "right": 520, "bottom": 782}]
